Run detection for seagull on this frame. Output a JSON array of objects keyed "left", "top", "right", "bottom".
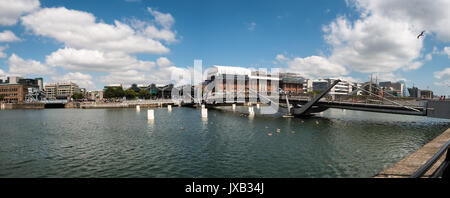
[{"left": 417, "top": 30, "right": 425, "bottom": 39}]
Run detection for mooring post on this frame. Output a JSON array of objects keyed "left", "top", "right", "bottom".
[
  {"left": 147, "top": 109, "right": 154, "bottom": 120},
  {"left": 249, "top": 107, "right": 255, "bottom": 116},
  {"left": 201, "top": 107, "right": 208, "bottom": 118}
]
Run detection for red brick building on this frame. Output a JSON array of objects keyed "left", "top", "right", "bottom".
[{"left": 0, "top": 84, "right": 29, "bottom": 103}]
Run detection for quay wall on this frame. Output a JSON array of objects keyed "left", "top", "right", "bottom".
[
  {"left": 80, "top": 102, "right": 176, "bottom": 109},
  {"left": 374, "top": 128, "right": 450, "bottom": 178},
  {"left": 0, "top": 103, "right": 44, "bottom": 109}
]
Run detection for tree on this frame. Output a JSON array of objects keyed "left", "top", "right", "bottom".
[
  {"left": 138, "top": 89, "right": 151, "bottom": 99},
  {"left": 0, "top": 94, "right": 4, "bottom": 101},
  {"left": 104, "top": 87, "right": 125, "bottom": 99},
  {"left": 71, "top": 92, "right": 84, "bottom": 100},
  {"left": 125, "top": 89, "right": 138, "bottom": 100}
]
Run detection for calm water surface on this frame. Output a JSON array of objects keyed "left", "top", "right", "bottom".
[{"left": 0, "top": 107, "right": 449, "bottom": 178}]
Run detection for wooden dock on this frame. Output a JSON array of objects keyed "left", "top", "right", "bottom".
[{"left": 374, "top": 128, "right": 450, "bottom": 178}]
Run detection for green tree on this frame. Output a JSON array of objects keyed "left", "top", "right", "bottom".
[
  {"left": 104, "top": 87, "right": 125, "bottom": 99},
  {"left": 125, "top": 89, "right": 138, "bottom": 100},
  {"left": 0, "top": 94, "right": 4, "bottom": 100},
  {"left": 71, "top": 92, "right": 84, "bottom": 100},
  {"left": 138, "top": 89, "right": 151, "bottom": 99}
]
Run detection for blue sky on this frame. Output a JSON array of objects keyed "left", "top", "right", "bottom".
[{"left": 0, "top": 0, "right": 449, "bottom": 95}]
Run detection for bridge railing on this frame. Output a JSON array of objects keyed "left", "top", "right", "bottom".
[{"left": 411, "top": 140, "right": 450, "bottom": 178}]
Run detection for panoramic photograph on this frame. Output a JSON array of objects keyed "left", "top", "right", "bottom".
[{"left": 1, "top": 0, "right": 449, "bottom": 191}]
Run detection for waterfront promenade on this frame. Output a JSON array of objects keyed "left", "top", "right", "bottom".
[{"left": 375, "top": 128, "right": 450, "bottom": 178}]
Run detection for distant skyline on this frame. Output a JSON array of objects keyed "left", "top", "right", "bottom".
[{"left": 0, "top": 0, "right": 449, "bottom": 95}]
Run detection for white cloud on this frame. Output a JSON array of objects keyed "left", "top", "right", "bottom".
[
  {"left": 0, "top": 0, "right": 40, "bottom": 26},
  {"left": 51, "top": 72, "right": 96, "bottom": 90},
  {"left": 0, "top": 69, "right": 6, "bottom": 78},
  {"left": 99, "top": 70, "right": 147, "bottom": 85},
  {"left": 142, "top": 25, "right": 177, "bottom": 43},
  {"left": 99, "top": 57, "right": 189, "bottom": 86},
  {"left": 425, "top": 53, "right": 432, "bottom": 61},
  {"left": 324, "top": 15, "right": 422, "bottom": 73},
  {"left": 147, "top": 7, "right": 175, "bottom": 29},
  {"left": 373, "top": 72, "right": 406, "bottom": 82},
  {"left": 8, "top": 53, "right": 55, "bottom": 76},
  {"left": 46, "top": 48, "right": 155, "bottom": 72},
  {"left": 333, "top": 76, "right": 361, "bottom": 83},
  {"left": 434, "top": 68, "right": 450, "bottom": 87},
  {"left": 434, "top": 68, "right": 450, "bottom": 80},
  {"left": 403, "top": 61, "right": 424, "bottom": 71},
  {"left": 0, "top": 46, "right": 7, "bottom": 58},
  {"left": 348, "top": 0, "right": 450, "bottom": 42},
  {"left": 444, "top": 47, "right": 450, "bottom": 58},
  {"left": 276, "top": 54, "right": 348, "bottom": 78},
  {"left": 21, "top": 7, "right": 170, "bottom": 54},
  {"left": 0, "top": 30, "right": 21, "bottom": 42},
  {"left": 156, "top": 57, "right": 173, "bottom": 68},
  {"left": 248, "top": 22, "right": 256, "bottom": 31}
]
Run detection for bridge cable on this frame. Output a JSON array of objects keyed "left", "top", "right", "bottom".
[{"left": 348, "top": 83, "right": 421, "bottom": 112}]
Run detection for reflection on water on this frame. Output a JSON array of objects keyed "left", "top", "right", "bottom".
[{"left": 0, "top": 107, "right": 448, "bottom": 178}]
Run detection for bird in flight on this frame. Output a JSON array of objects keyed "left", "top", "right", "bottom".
[{"left": 417, "top": 30, "right": 425, "bottom": 39}]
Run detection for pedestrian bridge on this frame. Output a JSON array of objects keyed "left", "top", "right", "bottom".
[{"left": 193, "top": 79, "right": 450, "bottom": 120}]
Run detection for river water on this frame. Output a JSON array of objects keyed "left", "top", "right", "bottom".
[{"left": 0, "top": 107, "right": 448, "bottom": 178}]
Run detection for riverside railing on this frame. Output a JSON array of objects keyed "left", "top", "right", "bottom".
[{"left": 411, "top": 140, "right": 450, "bottom": 178}]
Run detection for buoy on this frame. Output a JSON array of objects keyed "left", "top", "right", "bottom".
[
  {"left": 147, "top": 109, "right": 154, "bottom": 120},
  {"left": 201, "top": 108, "right": 208, "bottom": 118},
  {"left": 168, "top": 105, "right": 172, "bottom": 112},
  {"left": 276, "top": 128, "right": 281, "bottom": 133},
  {"left": 136, "top": 105, "right": 140, "bottom": 112},
  {"left": 291, "top": 131, "right": 296, "bottom": 134},
  {"left": 180, "top": 127, "right": 184, "bottom": 130},
  {"left": 268, "top": 133, "right": 273, "bottom": 136}
]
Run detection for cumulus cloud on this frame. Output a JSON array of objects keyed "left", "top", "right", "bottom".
[
  {"left": 8, "top": 53, "right": 55, "bottom": 76},
  {"left": 434, "top": 68, "right": 450, "bottom": 80},
  {"left": 99, "top": 70, "right": 148, "bottom": 85},
  {"left": 373, "top": 72, "right": 406, "bottom": 83},
  {"left": 99, "top": 57, "right": 189, "bottom": 86},
  {"left": 0, "top": 69, "right": 6, "bottom": 78},
  {"left": 444, "top": 47, "right": 450, "bottom": 58},
  {"left": 156, "top": 57, "right": 173, "bottom": 68},
  {"left": 0, "top": 0, "right": 40, "bottom": 26},
  {"left": 434, "top": 68, "right": 450, "bottom": 87},
  {"left": 147, "top": 7, "right": 175, "bottom": 30},
  {"left": 276, "top": 54, "right": 348, "bottom": 78},
  {"left": 21, "top": 7, "right": 170, "bottom": 54},
  {"left": 348, "top": 0, "right": 450, "bottom": 42},
  {"left": 0, "top": 46, "right": 7, "bottom": 58},
  {"left": 0, "top": 30, "right": 21, "bottom": 42},
  {"left": 46, "top": 48, "right": 156, "bottom": 72},
  {"left": 51, "top": 72, "right": 96, "bottom": 90},
  {"left": 425, "top": 53, "right": 432, "bottom": 61},
  {"left": 324, "top": 15, "right": 423, "bottom": 73},
  {"left": 319, "top": 0, "right": 450, "bottom": 74}
]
